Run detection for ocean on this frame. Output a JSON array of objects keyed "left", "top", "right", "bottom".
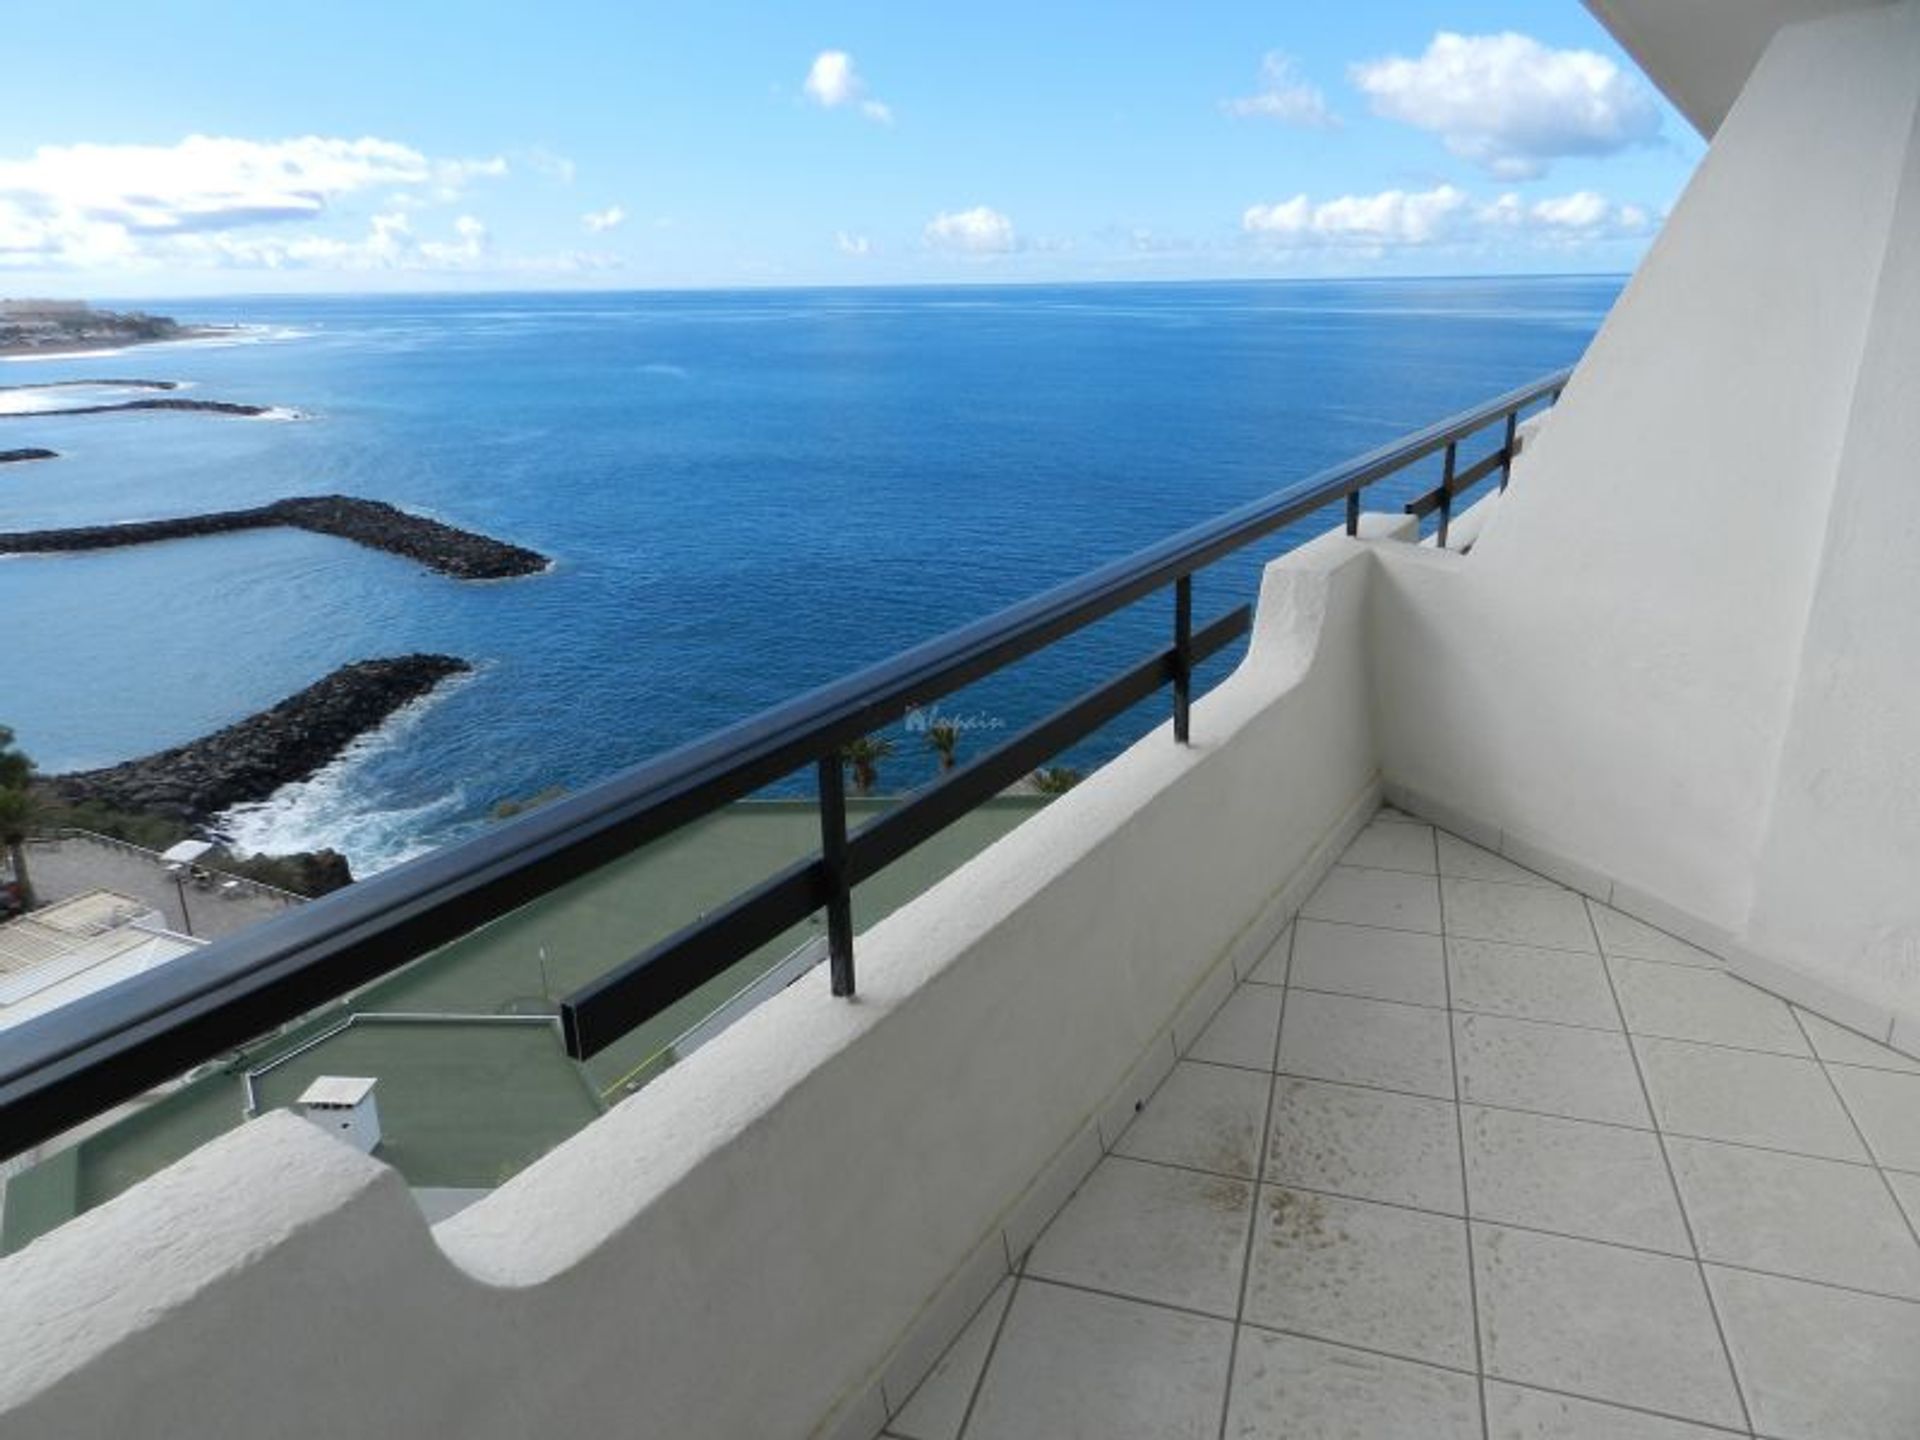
[{"left": 0, "top": 278, "right": 1618, "bottom": 873}]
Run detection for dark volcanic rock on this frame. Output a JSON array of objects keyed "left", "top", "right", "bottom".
[
  {"left": 0, "top": 493, "right": 549, "bottom": 579},
  {"left": 265, "top": 495, "right": 549, "bottom": 579},
  {"left": 0, "top": 448, "right": 57, "bottom": 464},
  {"left": 52, "top": 655, "right": 472, "bottom": 823},
  {"left": 0, "top": 396, "right": 268, "bottom": 419}
]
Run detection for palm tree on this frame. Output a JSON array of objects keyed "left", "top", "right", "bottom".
[
  {"left": 839, "top": 735, "right": 895, "bottom": 797},
  {"left": 926, "top": 720, "right": 960, "bottom": 775},
  {"left": 1029, "top": 765, "right": 1083, "bottom": 796},
  {"left": 0, "top": 727, "right": 39, "bottom": 911}
]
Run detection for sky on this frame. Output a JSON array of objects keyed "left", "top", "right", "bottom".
[{"left": 0, "top": 1, "right": 1705, "bottom": 296}]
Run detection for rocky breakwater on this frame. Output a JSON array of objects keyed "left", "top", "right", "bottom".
[
  {"left": 51, "top": 655, "right": 472, "bottom": 824},
  {"left": 0, "top": 396, "right": 270, "bottom": 419},
  {"left": 0, "top": 494, "right": 550, "bottom": 579}
]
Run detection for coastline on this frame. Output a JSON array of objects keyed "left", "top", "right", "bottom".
[{"left": 0, "top": 324, "right": 237, "bottom": 362}]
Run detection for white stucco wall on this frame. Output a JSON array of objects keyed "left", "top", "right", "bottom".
[
  {"left": 0, "top": 533, "right": 1383, "bottom": 1439},
  {"left": 1371, "top": 3, "right": 1920, "bottom": 1014},
  {"left": 1744, "top": 48, "right": 1920, "bottom": 1017}
]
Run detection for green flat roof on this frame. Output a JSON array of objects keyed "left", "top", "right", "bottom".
[{"left": 3, "top": 795, "right": 1051, "bottom": 1253}]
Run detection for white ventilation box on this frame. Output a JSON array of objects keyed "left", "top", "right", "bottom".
[{"left": 296, "top": 1076, "right": 382, "bottom": 1154}]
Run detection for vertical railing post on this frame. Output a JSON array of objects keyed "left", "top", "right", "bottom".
[
  {"left": 1436, "top": 441, "right": 1457, "bottom": 549},
  {"left": 1346, "top": 488, "right": 1361, "bottom": 536},
  {"left": 1499, "top": 410, "right": 1518, "bottom": 492},
  {"left": 816, "top": 753, "right": 856, "bottom": 996},
  {"left": 1172, "top": 574, "right": 1193, "bottom": 744}
]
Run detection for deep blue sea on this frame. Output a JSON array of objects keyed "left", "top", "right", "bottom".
[{"left": 0, "top": 279, "right": 1618, "bottom": 872}]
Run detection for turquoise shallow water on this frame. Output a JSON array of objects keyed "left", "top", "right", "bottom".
[{"left": 0, "top": 279, "right": 1617, "bottom": 871}]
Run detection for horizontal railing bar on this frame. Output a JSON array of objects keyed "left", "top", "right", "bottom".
[
  {"left": 560, "top": 861, "right": 829, "bottom": 1060},
  {"left": 0, "top": 367, "right": 1569, "bottom": 1160},
  {"left": 848, "top": 606, "right": 1252, "bottom": 887},
  {"left": 1407, "top": 448, "right": 1511, "bottom": 517},
  {"left": 559, "top": 606, "right": 1252, "bottom": 1060}
]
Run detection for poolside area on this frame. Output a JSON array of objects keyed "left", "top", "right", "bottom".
[{"left": 2, "top": 795, "right": 1053, "bottom": 1252}]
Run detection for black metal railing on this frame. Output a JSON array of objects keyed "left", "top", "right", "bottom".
[{"left": 0, "top": 368, "right": 1570, "bottom": 1159}]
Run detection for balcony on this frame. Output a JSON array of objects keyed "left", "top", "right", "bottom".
[{"left": 9, "top": 2, "right": 1920, "bottom": 1427}]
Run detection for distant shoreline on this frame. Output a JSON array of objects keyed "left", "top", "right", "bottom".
[{"left": 0, "top": 325, "right": 233, "bottom": 361}]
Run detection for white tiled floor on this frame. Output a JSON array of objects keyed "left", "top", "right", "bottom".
[{"left": 882, "top": 811, "right": 1920, "bottom": 1440}]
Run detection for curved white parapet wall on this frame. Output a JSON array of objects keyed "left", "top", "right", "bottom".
[
  {"left": 1371, "top": 0, "right": 1920, "bottom": 1029},
  {"left": 0, "top": 531, "right": 1383, "bottom": 1439}
]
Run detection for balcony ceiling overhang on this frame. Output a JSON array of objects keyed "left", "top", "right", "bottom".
[{"left": 1585, "top": 0, "right": 1897, "bottom": 136}]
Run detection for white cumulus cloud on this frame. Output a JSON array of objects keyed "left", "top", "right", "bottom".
[
  {"left": 1243, "top": 186, "right": 1470, "bottom": 246},
  {"left": 835, "top": 231, "right": 872, "bottom": 257},
  {"left": 1479, "top": 189, "right": 1652, "bottom": 238},
  {"left": 804, "top": 50, "right": 893, "bottom": 124},
  {"left": 1224, "top": 52, "right": 1337, "bottom": 128},
  {"left": 581, "top": 205, "right": 626, "bottom": 233},
  {"left": 924, "top": 206, "right": 1016, "bottom": 254},
  {"left": 1350, "top": 32, "right": 1660, "bottom": 180},
  {"left": 0, "top": 134, "right": 510, "bottom": 271},
  {"left": 1242, "top": 183, "right": 1656, "bottom": 251}
]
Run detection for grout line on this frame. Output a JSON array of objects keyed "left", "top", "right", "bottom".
[
  {"left": 1439, "top": 893, "right": 1492, "bottom": 1440},
  {"left": 1585, "top": 895, "right": 1755, "bottom": 1436},
  {"left": 1785, "top": 1006, "right": 1920, "bottom": 1259},
  {"left": 1482, "top": 1376, "right": 1753, "bottom": 1440},
  {"left": 1175, "top": 1049, "right": 1903, "bottom": 1174},
  {"left": 1213, "top": 922, "right": 1294, "bottom": 1440},
  {"left": 950, "top": 1270, "right": 1024, "bottom": 1440},
  {"left": 1023, "top": 1270, "right": 1757, "bottom": 1440},
  {"left": 1790, "top": 1006, "right": 1920, "bottom": 1076},
  {"left": 1111, "top": 1145, "right": 1920, "bottom": 1303}
]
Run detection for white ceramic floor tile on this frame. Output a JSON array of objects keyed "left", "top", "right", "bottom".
[
  {"left": 1826, "top": 1064, "right": 1920, "bottom": 1171},
  {"left": 1447, "top": 937, "right": 1620, "bottom": 1030},
  {"left": 1474, "top": 1224, "right": 1744, "bottom": 1429},
  {"left": 1609, "top": 958, "right": 1810, "bottom": 1056},
  {"left": 1300, "top": 866, "right": 1442, "bottom": 934},
  {"left": 1338, "top": 820, "right": 1438, "bottom": 875},
  {"left": 1796, "top": 1009, "right": 1920, "bottom": 1074},
  {"left": 1436, "top": 833, "right": 1557, "bottom": 889},
  {"left": 1225, "top": 1328, "right": 1480, "bottom": 1440},
  {"left": 1665, "top": 1137, "right": 1920, "bottom": 1298},
  {"left": 964, "top": 1281, "right": 1232, "bottom": 1440},
  {"left": 1441, "top": 878, "right": 1596, "bottom": 952},
  {"left": 1462, "top": 1105, "right": 1688, "bottom": 1254},
  {"left": 1588, "top": 904, "right": 1722, "bottom": 968},
  {"left": 1483, "top": 1381, "right": 1739, "bottom": 1439},
  {"left": 1186, "top": 983, "right": 1284, "bottom": 1071},
  {"left": 1454, "top": 1012, "right": 1651, "bottom": 1128},
  {"left": 1637, "top": 1038, "right": 1869, "bottom": 1162},
  {"left": 1025, "top": 1156, "right": 1253, "bottom": 1318},
  {"left": 1241, "top": 926, "right": 1292, "bottom": 987},
  {"left": 1267, "top": 1076, "right": 1463, "bottom": 1214},
  {"left": 1889, "top": 1170, "right": 1920, "bottom": 1234},
  {"left": 1113, "top": 1061, "right": 1272, "bottom": 1179},
  {"left": 1289, "top": 919, "right": 1447, "bottom": 1008},
  {"left": 1708, "top": 1265, "right": 1920, "bottom": 1440},
  {"left": 1244, "top": 1187, "right": 1475, "bottom": 1369},
  {"left": 1278, "top": 990, "right": 1455, "bottom": 1100},
  {"left": 889, "top": 1278, "right": 1013, "bottom": 1440}
]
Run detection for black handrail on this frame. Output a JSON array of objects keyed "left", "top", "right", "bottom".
[{"left": 0, "top": 366, "right": 1570, "bottom": 1159}]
